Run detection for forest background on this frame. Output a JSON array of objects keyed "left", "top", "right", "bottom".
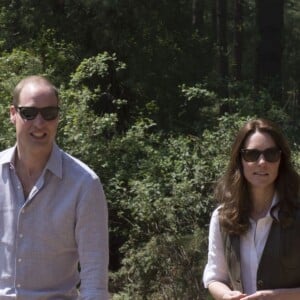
[{"left": 0, "top": 1, "right": 299, "bottom": 299}]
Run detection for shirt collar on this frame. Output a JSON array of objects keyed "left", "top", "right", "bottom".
[
  {"left": 266, "top": 192, "right": 279, "bottom": 219},
  {"left": 43, "top": 143, "right": 63, "bottom": 179},
  {"left": 0, "top": 145, "right": 17, "bottom": 166},
  {"left": 248, "top": 193, "right": 279, "bottom": 223},
  {"left": 0, "top": 143, "right": 63, "bottom": 179}
]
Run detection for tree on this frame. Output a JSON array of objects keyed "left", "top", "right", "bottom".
[
  {"left": 255, "top": 0, "right": 284, "bottom": 102},
  {"left": 216, "top": 0, "right": 229, "bottom": 84},
  {"left": 216, "top": 0, "right": 229, "bottom": 113},
  {"left": 192, "top": 0, "right": 204, "bottom": 31},
  {"left": 234, "top": 0, "right": 243, "bottom": 81}
]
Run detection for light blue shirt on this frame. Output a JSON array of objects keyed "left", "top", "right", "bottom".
[{"left": 0, "top": 144, "right": 109, "bottom": 299}]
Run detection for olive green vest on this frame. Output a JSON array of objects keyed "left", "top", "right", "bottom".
[{"left": 221, "top": 210, "right": 300, "bottom": 292}]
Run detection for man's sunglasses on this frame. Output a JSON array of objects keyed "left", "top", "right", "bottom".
[
  {"left": 15, "top": 106, "right": 60, "bottom": 121},
  {"left": 240, "top": 147, "right": 281, "bottom": 163}
]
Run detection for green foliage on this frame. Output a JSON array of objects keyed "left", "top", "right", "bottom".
[
  {"left": 0, "top": 43, "right": 298, "bottom": 299},
  {"left": 108, "top": 111, "right": 300, "bottom": 299},
  {"left": 108, "top": 113, "right": 256, "bottom": 298},
  {"left": 0, "top": 103, "right": 14, "bottom": 150},
  {"left": 30, "top": 28, "right": 78, "bottom": 84},
  {"left": 0, "top": 0, "right": 299, "bottom": 297},
  {"left": 54, "top": 62, "right": 237, "bottom": 297},
  {"left": 181, "top": 84, "right": 218, "bottom": 103},
  {"left": 70, "top": 52, "right": 126, "bottom": 85},
  {"left": 57, "top": 88, "right": 118, "bottom": 170},
  {"left": 179, "top": 83, "right": 220, "bottom": 133},
  {"left": 0, "top": 49, "right": 43, "bottom": 85},
  {"left": 67, "top": 52, "right": 133, "bottom": 131},
  {"left": 112, "top": 230, "right": 209, "bottom": 300}
]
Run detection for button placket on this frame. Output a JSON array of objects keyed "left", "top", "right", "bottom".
[{"left": 15, "top": 204, "right": 27, "bottom": 291}]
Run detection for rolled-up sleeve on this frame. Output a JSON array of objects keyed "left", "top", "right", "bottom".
[
  {"left": 202, "top": 208, "right": 229, "bottom": 288},
  {"left": 76, "top": 176, "right": 109, "bottom": 300}
]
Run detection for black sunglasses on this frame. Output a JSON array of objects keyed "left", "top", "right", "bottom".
[
  {"left": 240, "top": 147, "right": 281, "bottom": 163},
  {"left": 15, "top": 106, "right": 60, "bottom": 121}
]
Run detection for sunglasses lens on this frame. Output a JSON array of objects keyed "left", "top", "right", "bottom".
[
  {"left": 40, "top": 107, "right": 60, "bottom": 120},
  {"left": 241, "top": 149, "right": 260, "bottom": 162},
  {"left": 264, "top": 148, "right": 281, "bottom": 162},
  {"left": 19, "top": 107, "right": 38, "bottom": 120}
]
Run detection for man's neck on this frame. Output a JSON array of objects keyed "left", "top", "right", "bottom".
[
  {"left": 15, "top": 151, "right": 49, "bottom": 199},
  {"left": 15, "top": 146, "right": 51, "bottom": 175}
]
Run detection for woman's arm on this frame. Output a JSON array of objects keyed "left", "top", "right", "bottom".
[
  {"left": 241, "top": 288, "right": 300, "bottom": 300},
  {"left": 203, "top": 208, "right": 230, "bottom": 287},
  {"left": 208, "top": 281, "right": 246, "bottom": 300}
]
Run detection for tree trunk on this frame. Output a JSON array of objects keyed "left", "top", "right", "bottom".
[
  {"left": 216, "top": 0, "right": 229, "bottom": 113},
  {"left": 192, "top": 0, "right": 204, "bottom": 32},
  {"left": 52, "top": 0, "right": 65, "bottom": 13},
  {"left": 255, "top": 0, "right": 284, "bottom": 102},
  {"left": 234, "top": 0, "right": 243, "bottom": 81},
  {"left": 216, "top": 0, "right": 229, "bottom": 84}
]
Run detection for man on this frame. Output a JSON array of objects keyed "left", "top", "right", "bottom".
[{"left": 0, "top": 75, "right": 109, "bottom": 299}]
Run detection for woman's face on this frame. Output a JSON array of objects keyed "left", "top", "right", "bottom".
[{"left": 241, "top": 131, "right": 281, "bottom": 192}]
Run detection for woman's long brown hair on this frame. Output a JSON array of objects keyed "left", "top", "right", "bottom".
[{"left": 216, "top": 118, "right": 300, "bottom": 235}]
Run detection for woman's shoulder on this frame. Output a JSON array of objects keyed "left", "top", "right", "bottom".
[{"left": 211, "top": 205, "right": 223, "bottom": 217}]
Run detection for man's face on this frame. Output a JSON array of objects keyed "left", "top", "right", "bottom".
[{"left": 10, "top": 82, "right": 59, "bottom": 156}]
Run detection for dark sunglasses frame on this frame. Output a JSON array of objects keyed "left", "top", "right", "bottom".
[
  {"left": 15, "top": 106, "right": 60, "bottom": 121},
  {"left": 240, "top": 147, "right": 281, "bottom": 163}
]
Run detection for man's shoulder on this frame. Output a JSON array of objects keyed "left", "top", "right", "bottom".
[
  {"left": 61, "top": 149, "right": 99, "bottom": 180},
  {"left": 0, "top": 146, "right": 15, "bottom": 154},
  {"left": 0, "top": 146, "right": 15, "bottom": 164}
]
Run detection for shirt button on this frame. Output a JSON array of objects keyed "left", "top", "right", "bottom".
[
  {"left": 19, "top": 234, "right": 23, "bottom": 238},
  {"left": 18, "top": 258, "right": 22, "bottom": 263},
  {"left": 17, "top": 284, "right": 21, "bottom": 288}
]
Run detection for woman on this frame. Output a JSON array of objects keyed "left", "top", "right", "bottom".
[{"left": 203, "top": 118, "right": 300, "bottom": 299}]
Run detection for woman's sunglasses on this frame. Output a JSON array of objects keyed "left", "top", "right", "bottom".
[
  {"left": 240, "top": 147, "right": 281, "bottom": 163},
  {"left": 15, "top": 106, "right": 60, "bottom": 121}
]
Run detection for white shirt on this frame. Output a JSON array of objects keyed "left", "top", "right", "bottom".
[{"left": 203, "top": 195, "right": 278, "bottom": 294}]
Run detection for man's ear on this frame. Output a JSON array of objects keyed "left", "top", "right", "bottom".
[{"left": 10, "top": 105, "right": 16, "bottom": 124}]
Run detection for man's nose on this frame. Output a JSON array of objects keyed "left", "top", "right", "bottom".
[{"left": 33, "top": 113, "right": 46, "bottom": 124}]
